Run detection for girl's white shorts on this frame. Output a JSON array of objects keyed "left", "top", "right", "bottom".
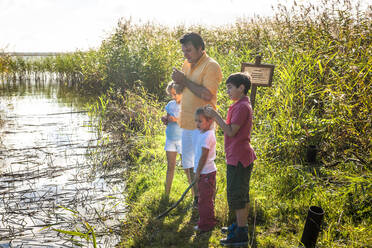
[{"left": 164, "top": 139, "right": 182, "bottom": 154}]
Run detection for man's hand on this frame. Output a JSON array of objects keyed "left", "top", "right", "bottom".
[
  {"left": 172, "top": 67, "right": 213, "bottom": 101},
  {"left": 172, "top": 67, "right": 186, "bottom": 86}
]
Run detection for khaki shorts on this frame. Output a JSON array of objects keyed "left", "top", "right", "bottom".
[{"left": 226, "top": 162, "right": 253, "bottom": 210}]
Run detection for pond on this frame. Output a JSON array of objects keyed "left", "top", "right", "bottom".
[{"left": 0, "top": 78, "right": 126, "bottom": 247}]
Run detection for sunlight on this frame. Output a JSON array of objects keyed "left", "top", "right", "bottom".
[{"left": 0, "top": 0, "right": 290, "bottom": 52}]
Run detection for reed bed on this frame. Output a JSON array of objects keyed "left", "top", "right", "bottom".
[{"left": 0, "top": 52, "right": 84, "bottom": 84}]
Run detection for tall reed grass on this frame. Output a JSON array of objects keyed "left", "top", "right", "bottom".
[{"left": 2, "top": 0, "right": 371, "bottom": 246}]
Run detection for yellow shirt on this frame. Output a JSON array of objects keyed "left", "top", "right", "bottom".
[{"left": 180, "top": 52, "right": 222, "bottom": 130}]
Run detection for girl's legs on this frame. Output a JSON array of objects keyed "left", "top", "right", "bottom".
[{"left": 165, "top": 151, "right": 177, "bottom": 195}]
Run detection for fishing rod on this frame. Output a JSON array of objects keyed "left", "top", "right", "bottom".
[{"left": 156, "top": 180, "right": 196, "bottom": 219}]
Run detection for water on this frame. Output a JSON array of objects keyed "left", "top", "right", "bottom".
[{"left": 0, "top": 79, "right": 126, "bottom": 247}]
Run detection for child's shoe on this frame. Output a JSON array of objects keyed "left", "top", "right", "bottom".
[
  {"left": 221, "top": 222, "right": 237, "bottom": 234},
  {"left": 194, "top": 225, "right": 214, "bottom": 234},
  {"left": 220, "top": 226, "right": 248, "bottom": 247}
]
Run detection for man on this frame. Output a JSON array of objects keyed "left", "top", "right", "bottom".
[{"left": 172, "top": 32, "right": 222, "bottom": 206}]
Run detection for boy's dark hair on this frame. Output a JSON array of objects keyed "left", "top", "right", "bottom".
[
  {"left": 226, "top": 72, "right": 252, "bottom": 95},
  {"left": 180, "top": 32, "right": 205, "bottom": 51},
  {"left": 195, "top": 107, "right": 213, "bottom": 121}
]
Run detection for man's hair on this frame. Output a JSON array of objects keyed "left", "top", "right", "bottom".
[
  {"left": 195, "top": 106, "right": 213, "bottom": 121},
  {"left": 226, "top": 72, "right": 252, "bottom": 95},
  {"left": 180, "top": 32, "right": 205, "bottom": 51}
]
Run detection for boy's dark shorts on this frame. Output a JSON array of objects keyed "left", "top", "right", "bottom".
[{"left": 227, "top": 162, "right": 253, "bottom": 210}]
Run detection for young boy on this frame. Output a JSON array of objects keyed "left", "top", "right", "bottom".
[
  {"left": 192, "top": 107, "right": 217, "bottom": 232},
  {"left": 204, "top": 72, "right": 256, "bottom": 246},
  {"left": 161, "top": 81, "right": 183, "bottom": 196}
]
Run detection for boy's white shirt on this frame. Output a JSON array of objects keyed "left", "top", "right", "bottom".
[{"left": 193, "top": 129, "right": 217, "bottom": 174}]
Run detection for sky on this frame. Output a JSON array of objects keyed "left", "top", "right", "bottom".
[
  {"left": 1, "top": 0, "right": 366, "bottom": 53},
  {"left": 0, "top": 0, "right": 295, "bottom": 52}
]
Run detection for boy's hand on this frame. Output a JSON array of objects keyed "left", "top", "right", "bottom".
[{"left": 204, "top": 104, "right": 216, "bottom": 118}]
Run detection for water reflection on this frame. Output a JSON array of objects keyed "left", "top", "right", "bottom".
[{"left": 0, "top": 79, "right": 126, "bottom": 247}]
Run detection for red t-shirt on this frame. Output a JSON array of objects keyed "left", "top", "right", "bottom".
[{"left": 224, "top": 96, "right": 256, "bottom": 167}]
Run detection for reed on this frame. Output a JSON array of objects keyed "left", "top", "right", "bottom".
[
  {"left": 2, "top": 0, "right": 371, "bottom": 246},
  {"left": 52, "top": 206, "right": 97, "bottom": 248}
]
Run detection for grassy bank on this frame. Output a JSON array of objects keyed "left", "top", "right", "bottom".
[
  {"left": 96, "top": 1, "right": 370, "bottom": 247},
  {"left": 94, "top": 87, "right": 370, "bottom": 247},
  {"left": 2, "top": 0, "right": 371, "bottom": 247}
]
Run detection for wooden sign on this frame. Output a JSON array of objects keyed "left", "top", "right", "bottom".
[
  {"left": 241, "top": 62, "right": 275, "bottom": 87},
  {"left": 241, "top": 56, "right": 275, "bottom": 110}
]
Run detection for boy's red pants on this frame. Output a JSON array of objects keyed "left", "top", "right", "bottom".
[{"left": 197, "top": 171, "right": 217, "bottom": 231}]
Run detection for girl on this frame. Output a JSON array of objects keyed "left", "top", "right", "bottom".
[
  {"left": 161, "top": 81, "right": 183, "bottom": 196},
  {"left": 192, "top": 107, "right": 217, "bottom": 232}
]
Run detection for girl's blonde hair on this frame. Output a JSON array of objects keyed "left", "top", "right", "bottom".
[{"left": 166, "top": 81, "right": 176, "bottom": 95}]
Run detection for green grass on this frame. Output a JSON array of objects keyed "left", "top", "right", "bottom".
[
  {"left": 115, "top": 138, "right": 371, "bottom": 247},
  {"left": 89, "top": 87, "right": 370, "bottom": 247}
]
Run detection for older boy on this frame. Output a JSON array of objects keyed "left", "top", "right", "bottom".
[{"left": 205, "top": 72, "right": 256, "bottom": 246}]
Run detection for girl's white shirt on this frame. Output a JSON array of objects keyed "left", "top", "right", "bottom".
[{"left": 193, "top": 129, "right": 217, "bottom": 174}]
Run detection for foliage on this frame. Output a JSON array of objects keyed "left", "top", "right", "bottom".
[{"left": 2, "top": 0, "right": 371, "bottom": 247}]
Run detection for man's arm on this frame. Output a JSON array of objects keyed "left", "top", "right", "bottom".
[
  {"left": 172, "top": 68, "right": 212, "bottom": 101},
  {"left": 173, "top": 83, "right": 185, "bottom": 94}
]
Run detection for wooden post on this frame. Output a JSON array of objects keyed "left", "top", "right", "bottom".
[{"left": 250, "top": 55, "right": 262, "bottom": 110}]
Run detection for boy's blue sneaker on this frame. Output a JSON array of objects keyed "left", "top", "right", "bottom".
[
  {"left": 220, "top": 226, "right": 248, "bottom": 247},
  {"left": 221, "top": 222, "right": 237, "bottom": 234}
]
